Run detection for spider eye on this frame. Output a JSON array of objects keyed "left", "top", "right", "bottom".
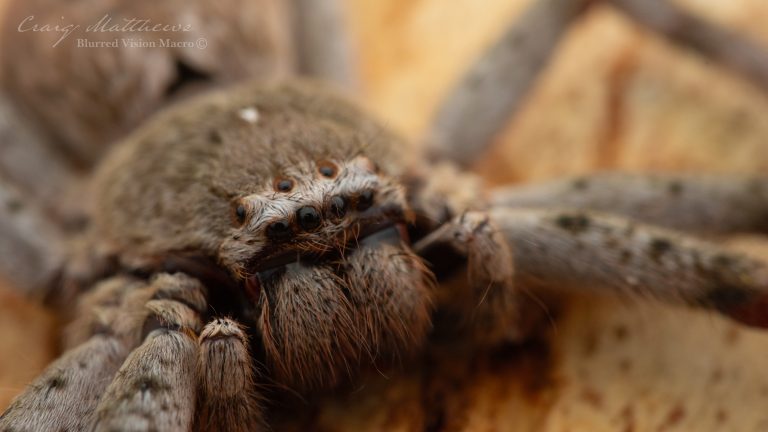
[
  {"left": 317, "top": 160, "right": 338, "bottom": 178},
  {"left": 274, "top": 177, "right": 294, "bottom": 192},
  {"left": 232, "top": 202, "right": 247, "bottom": 225}
]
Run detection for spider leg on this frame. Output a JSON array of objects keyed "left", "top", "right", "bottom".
[
  {"left": 0, "top": 273, "right": 214, "bottom": 430},
  {"left": 93, "top": 273, "right": 207, "bottom": 431},
  {"left": 291, "top": 0, "right": 359, "bottom": 89},
  {"left": 427, "top": 0, "right": 590, "bottom": 166},
  {"left": 491, "top": 172, "right": 768, "bottom": 235},
  {"left": 0, "top": 178, "right": 66, "bottom": 298},
  {"left": 608, "top": 0, "right": 768, "bottom": 93},
  {"left": 195, "top": 318, "right": 264, "bottom": 432},
  {"left": 0, "top": 275, "right": 150, "bottom": 431},
  {"left": 0, "top": 93, "right": 79, "bottom": 219},
  {"left": 489, "top": 207, "right": 768, "bottom": 328},
  {"left": 414, "top": 211, "right": 522, "bottom": 345}
]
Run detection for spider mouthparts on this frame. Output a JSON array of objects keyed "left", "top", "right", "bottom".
[
  {"left": 244, "top": 274, "right": 262, "bottom": 303},
  {"left": 358, "top": 224, "right": 406, "bottom": 248},
  {"left": 248, "top": 222, "right": 409, "bottom": 277}
]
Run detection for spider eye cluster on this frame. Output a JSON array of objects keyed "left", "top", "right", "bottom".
[
  {"left": 274, "top": 178, "right": 294, "bottom": 192},
  {"left": 232, "top": 201, "right": 248, "bottom": 226},
  {"left": 317, "top": 160, "right": 338, "bottom": 178},
  {"left": 230, "top": 158, "right": 377, "bottom": 231}
]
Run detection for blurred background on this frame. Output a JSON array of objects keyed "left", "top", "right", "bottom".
[{"left": 2, "top": 0, "right": 768, "bottom": 430}]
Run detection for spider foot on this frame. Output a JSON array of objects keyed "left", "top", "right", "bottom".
[
  {"left": 417, "top": 211, "right": 523, "bottom": 346},
  {"left": 196, "top": 318, "right": 264, "bottom": 432}
]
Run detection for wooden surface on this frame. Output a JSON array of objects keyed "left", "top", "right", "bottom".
[
  {"left": 0, "top": 279, "right": 56, "bottom": 409},
  {"left": 3, "top": 0, "right": 768, "bottom": 430}
]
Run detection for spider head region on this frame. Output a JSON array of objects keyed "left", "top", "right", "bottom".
[
  {"left": 218, "top": 155, "right": 413, "bottom": 288},
  {"left": 212, "top": 156, "right": 432, "bottom": 389}
]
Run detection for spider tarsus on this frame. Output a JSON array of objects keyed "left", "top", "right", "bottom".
[
  {"left": 196, "top": 318, "right": 265, "bottom": 432},
  {"left": 417, "top": 211, "right": 523, "bottom": 346}
]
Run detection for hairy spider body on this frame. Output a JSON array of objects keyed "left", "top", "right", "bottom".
[
  {"left": 4, "top": 0, "right": 768, "bottom": 430},
  {"left": 85, "top": 81, "right": 434, "bottom": 390},
  {"left": 5, "top": 78, "right": 768, "bottom": 431}
]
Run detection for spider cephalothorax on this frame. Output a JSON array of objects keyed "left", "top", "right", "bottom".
[{"left": 86, "top": 81, "right": 434, "bottom": 388}]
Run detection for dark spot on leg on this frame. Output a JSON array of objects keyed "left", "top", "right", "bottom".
[
  {"left": 648, "top": 238, "right": 673, "bottom": 262},
  {"left": 709, "top": 367, "right": 723, "bottom": 383},
  {"left": 619, "top": 250, "right": 632, "bottom": 264},
  {"left": 712, "top": 254, "right": 736, "bottom": 269},
  {"left": 667, "top": 181, "right": 683, "bottom": 196},
  {"left": 691, "top": 251, "right": 707, "bottom": 274},
  {"left": 5, "top": 198, "right": 22, "bottom": 213},
  {"left": 208, "top": 130, "right": 222, "bottom": 144},
  {"left": 618, "top": 358, "right": 632, "bottom": 373},
  {"left": 47, "top": 376, "right": 66, "bottom": 390},
  {"left": 555, "top": 213, "right": 590, "bottom": 234},
  {"left": 711, "top": 254, "right": 738, "bottom": 273},
  {"left": 613, "top": 325, "right": 629, "bottom": 341},
  {"left": 572, "top": 177, "right": 589, "bottom": 191},
  {"left": 702, "top": 285, "right": 751, "bottom": 311},
  {"left": 136, "top": 377, "right": 160, "bottom": 393}
]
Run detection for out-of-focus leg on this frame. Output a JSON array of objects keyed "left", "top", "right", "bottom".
[
  {"left": 491, "top": 207, "right": 768, "bottom": 328},
  {"left": 491, "top": 173, "right": 768, "bottom": 235},
  {"left": 427, "top": 0, "right": 590, "bottom": 167},
  {"left": 0, "top": 276, "right": 150, "bottom": 431}
]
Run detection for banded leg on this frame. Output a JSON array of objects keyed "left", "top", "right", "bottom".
[
  {"left": 93, "top": 273, "right": 207, "bottom": 431},
  {"left": 490, "top": 207, "right": 768, "bottom": 327},
  {"left": 427, "top": 0, "right": 590, "bottom": 166},
  {"left": 0, "top": 178, "right": 66, "bottom": 299},
  {"left": 491, "top": 173, "right": 768, "bottom": 235},
  {"left": 0, "top": 276, "right": 150, "bottom": 431},
  {"left": 0, "top": 273, "right": 210, "bottom": 431}
]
